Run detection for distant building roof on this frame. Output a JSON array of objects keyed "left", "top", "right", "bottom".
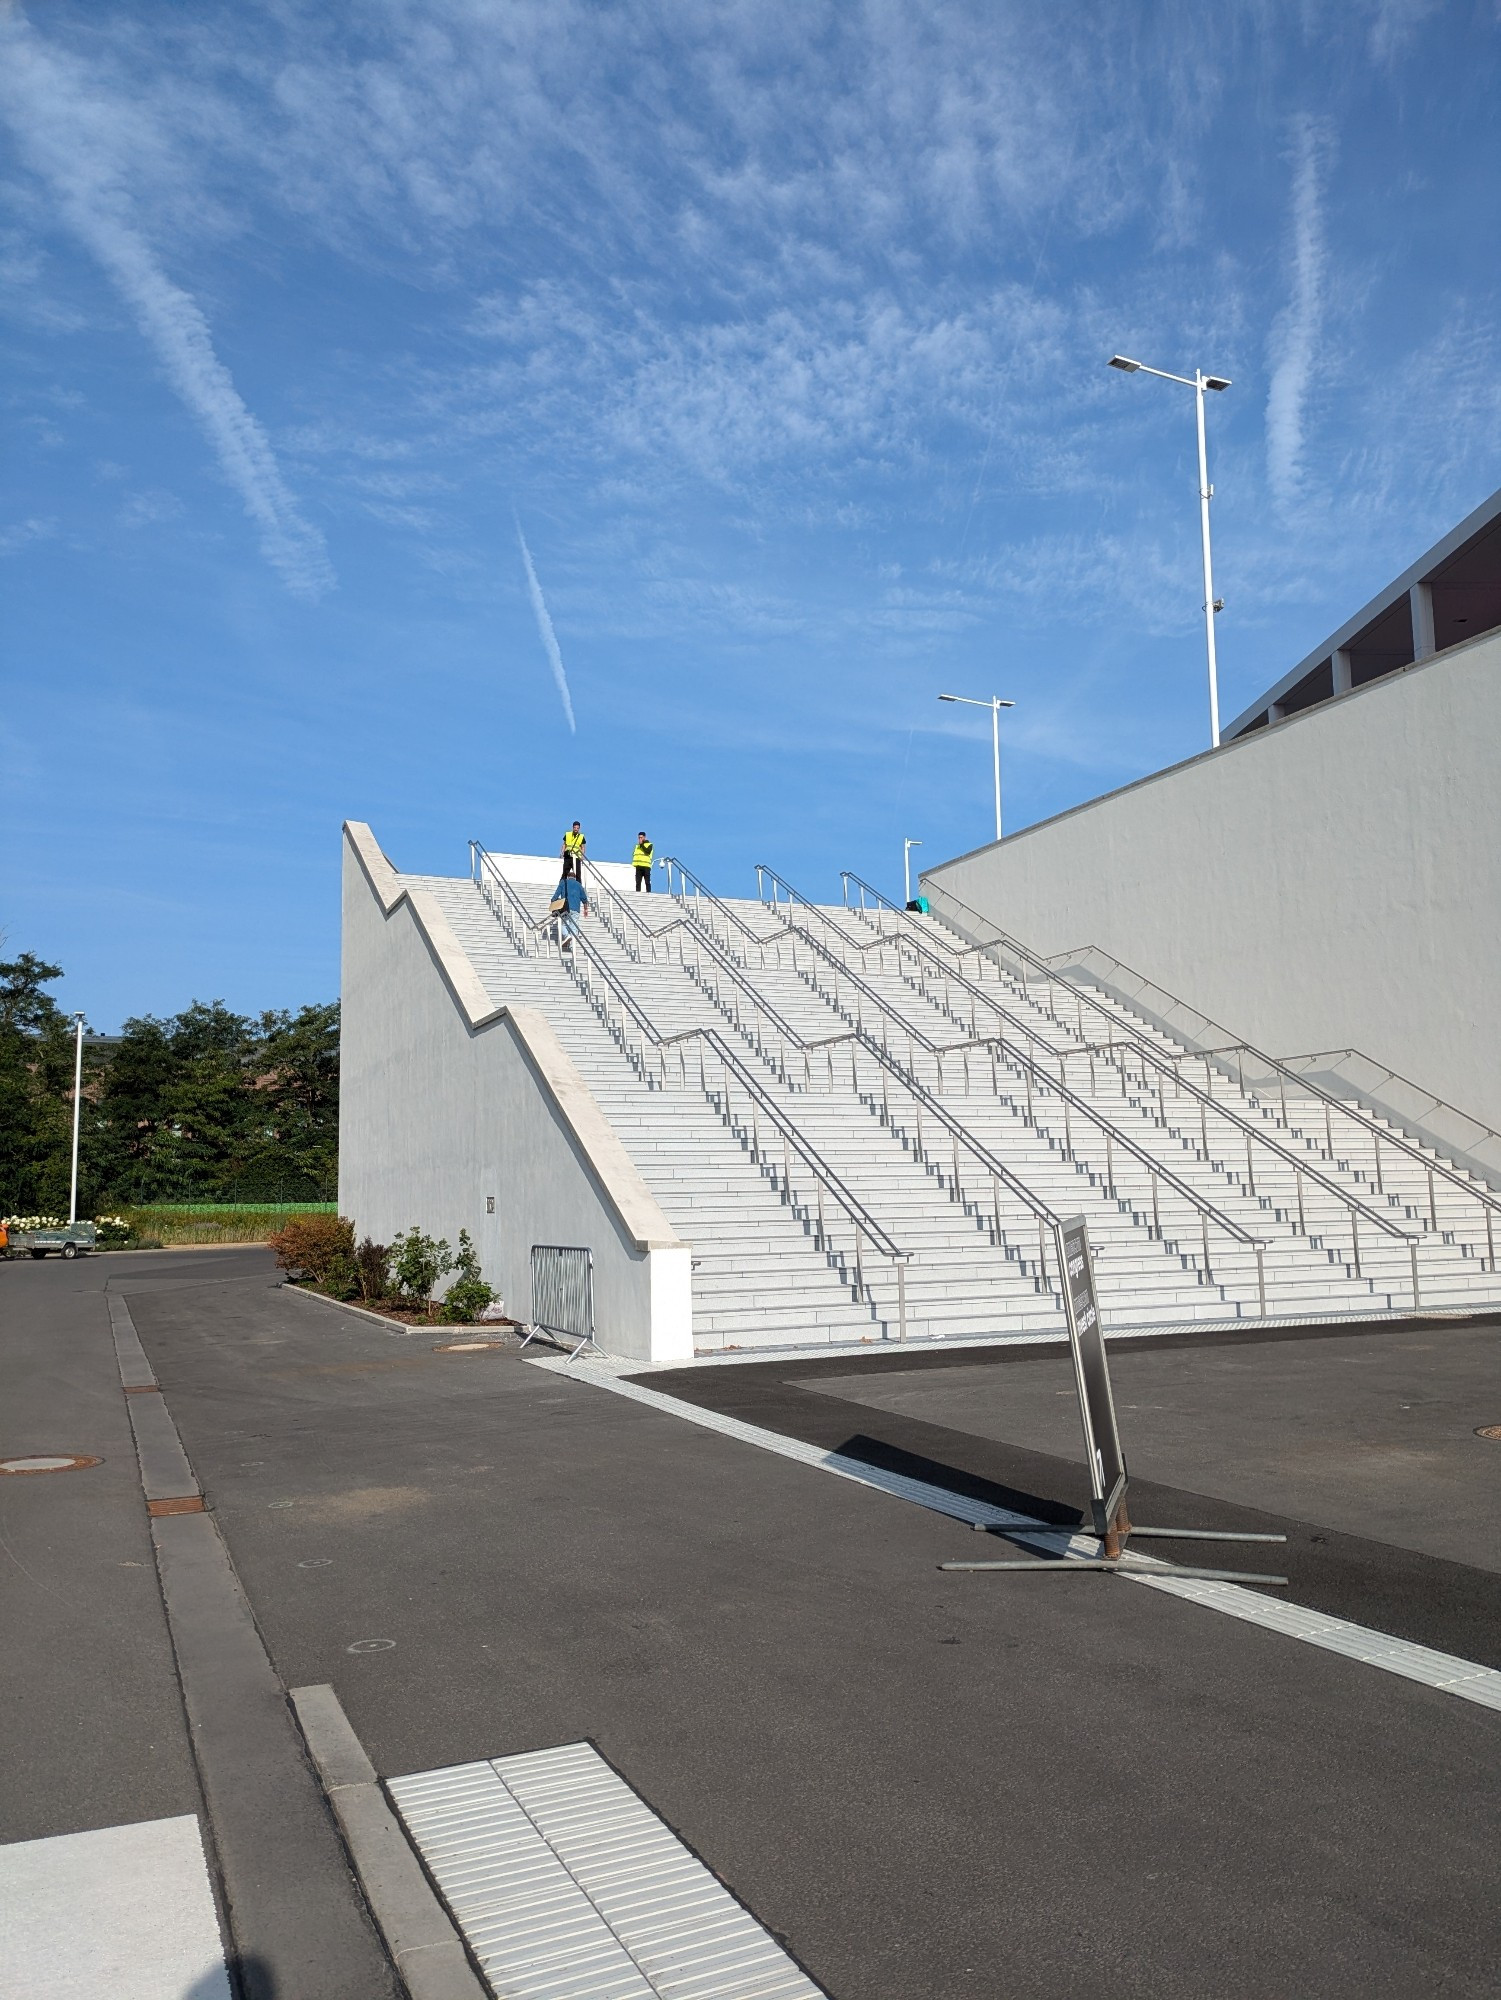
[{"left": 1224, "top": 485, "right": 1501, "bottom": 740}]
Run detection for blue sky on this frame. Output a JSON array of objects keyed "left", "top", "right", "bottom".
[{"left": 3, "top": 0, "right": 1499, "bottom": 1029}]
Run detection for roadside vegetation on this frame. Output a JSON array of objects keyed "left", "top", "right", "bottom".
[
  {"left": 1, "top": 951, "right": 338, "bottom": 1225},
  {"left": 267, "top": 1215, "right": 502, "bottom": 1325}
]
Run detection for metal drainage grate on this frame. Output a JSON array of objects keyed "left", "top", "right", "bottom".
[
  {"left": 0, "top": 1454, "right": 101, "bottom": 1476},
  {"left": 389, "top": 1742, "right": 825, "bottom": 1999},
  {"left": 1476, "top": 1425, "right": 1501, "bottom": 1441}
]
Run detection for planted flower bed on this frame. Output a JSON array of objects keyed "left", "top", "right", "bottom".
[{"left": 266, "top": 1214, "right": 510, "bottom": 1327}]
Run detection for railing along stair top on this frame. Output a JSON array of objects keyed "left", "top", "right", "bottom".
[
  {"left": 854, "top": 869, "right": 1500, "bottom": 1274},
  {"left": 758, "top": 864, "right": 1424, "bottom": 1308}
]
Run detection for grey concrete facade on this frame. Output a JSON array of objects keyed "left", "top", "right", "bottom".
[
  {"left": 338, "top": 825, "right": 691, "bottom": 1364},
  {"left": 923, "top": 626, "right": 1501, "bottom": 1139}
]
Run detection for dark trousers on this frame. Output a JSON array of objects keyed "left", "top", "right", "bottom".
[
  {"left": 635, "top": 866, "right": 652, "bottom": 892},
  {"left": 562, "top": 852, "right": 581, "bottom": 879}
]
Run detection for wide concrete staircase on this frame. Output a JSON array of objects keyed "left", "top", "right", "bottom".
[{"left": 443, "top": 849, "right": 1501, "bottom": 1356}]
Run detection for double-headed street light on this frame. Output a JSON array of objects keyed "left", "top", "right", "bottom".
[
  {"left": 1109, "top": 354, "right": 1232, "bottom": 748},
  {"left": 938, "top": 693, "right": 1015, "bottom": 843}
]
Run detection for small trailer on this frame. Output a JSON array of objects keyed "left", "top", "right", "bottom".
[{"left": 8, "top": 1221, "right": 97, "bottom": 1260}]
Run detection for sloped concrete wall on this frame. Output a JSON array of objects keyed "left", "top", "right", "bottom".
[
  {"left": 924, "top": 628, "right": 1501, "bottom": 1133},
  {"left": 339, "top": 826, "right": 690, "bottom": 1364}
]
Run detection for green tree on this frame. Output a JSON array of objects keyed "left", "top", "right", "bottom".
[
  {"left": 0, "top": 954, "right": 83, "bottom": 1214},
  {"left": 1, "top": 949, "right": 340, "bottom": 1211}
]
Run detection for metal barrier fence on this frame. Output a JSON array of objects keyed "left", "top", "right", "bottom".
[{"left": 521, "top": 1245, "right": 600, "bottom": 1362}]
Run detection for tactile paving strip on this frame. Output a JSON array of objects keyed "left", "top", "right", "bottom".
[{"left": 388, "top": 1746, "right": 823, "bottom": 2000}]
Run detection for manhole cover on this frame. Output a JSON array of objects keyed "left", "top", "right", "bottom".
[
  {"left": 0, "top": 1454, "right": 101, "bottom": 1476},
  {"left": 434, "top": 1339, "right": 509, "bottom": 1353},
  {"left": 1476, "top": 1425, "right": 1501, "bottom": 1441}
]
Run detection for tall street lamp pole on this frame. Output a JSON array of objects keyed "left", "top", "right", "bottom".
[
  {"left": 1109, "top": 355, "right": 1232, "bottom": 748},
  {"left": 68, "top": 1012, "right": 86, "bottom": 1225},
  {"left": 938, "top": 693, "right": 1015, "bottom": 842},
  {"left": 903, "top": 838, "right": 923, "bottom": 906}
]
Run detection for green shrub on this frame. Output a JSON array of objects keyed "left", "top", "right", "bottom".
[
  {"left": 390, "top": 1226, "right": 453, "bottom": 1317},
  {"left": 354, "top": 1237, "right": 390, "bottom": 1304},
  {"left": 439, "top": 1229, "right": 495, "bottom": 1324},
  {"left": 267, "top": 1213, "right": 357, "bottom": 1296}
]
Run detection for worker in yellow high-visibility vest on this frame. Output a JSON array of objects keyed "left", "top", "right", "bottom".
[
  {"left": 561, "top": 821, "right": 585, "bottom": 880},
  {"left": 632, "top": 831, "right": 655, "bottom": 893}
]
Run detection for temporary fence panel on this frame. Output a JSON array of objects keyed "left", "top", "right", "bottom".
[{"left": 521, "top": 1245, "right": 600, "bottom": 1363}]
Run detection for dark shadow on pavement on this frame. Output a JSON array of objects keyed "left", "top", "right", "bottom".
[{"left": 831, "top": 1431, "right": 1083, "bottom": 1527}]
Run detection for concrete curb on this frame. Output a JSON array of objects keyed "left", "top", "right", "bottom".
[
  {"left": 290, "top": 1686, "right": 487, "bottom": 2000},
  {"left": 107, "top": 1294, "right": 403, "bottom": 1997},
  {"left": 277, "top": 1282, "right": 518, "bottom": 1341}
]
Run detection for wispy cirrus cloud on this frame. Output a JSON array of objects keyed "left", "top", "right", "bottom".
[
  {"left": 0, "top": 515, "right": 58, "bottom": 557},
  {"left": 0, "top": 13, "right": 333, "bottom": 599}
]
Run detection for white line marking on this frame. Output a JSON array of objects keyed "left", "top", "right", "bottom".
[
  {"left": 533, "top": 1357, "right": 1501, "bottom": 1715},
  {"left": 0, "top": 1814, "right": 230, "bottom": 1999}
]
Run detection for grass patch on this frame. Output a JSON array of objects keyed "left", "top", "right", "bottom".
[{"left": 122, "top": 1202, "right": 337, "bottom": 1245}]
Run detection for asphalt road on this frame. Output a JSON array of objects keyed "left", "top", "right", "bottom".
[
  {"left": 809, "top": 1322, "right": 1501, "bottom": 1571},
  {"left": 0, "top": 1246, "right": 231, "bottom": 1845},
  {"left": 0, "top": 1246, "right": 399, "bottom": 1999},
  {"left": 103, "top": 1267, "right": 1501, "bottom": 2000}
]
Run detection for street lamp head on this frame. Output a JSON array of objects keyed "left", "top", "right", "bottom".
[
  {"left": 996, "top": 699, "right": 1016, "bottom": 709},
  {"left": 938, "top": 693, "right": 957, "bottom": 702},
  {"left": 1108, "top": 355, "right": 1141, "bottom": 372},
  {"left": 1204, "top": 376, "right": 1231, "bottom": 392}
]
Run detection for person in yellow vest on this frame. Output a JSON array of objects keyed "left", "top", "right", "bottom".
[
  {"left": 632, "top": 830, "right": 655, "bottom": 893},
  {"left": 561, "top": 820, "right": 585, "bottom": 880}
]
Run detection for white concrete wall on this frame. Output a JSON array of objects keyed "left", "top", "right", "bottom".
[
  {"left": 339, "top": 825, "right": 691, "bottom": 1365},
  {"left": 924, "top": 628, "right": 1501, "bottom": 1134}
]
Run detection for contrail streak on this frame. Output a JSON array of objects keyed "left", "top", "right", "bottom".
[
  {"left": 0, "top": 17, "right": 332, "bottom": 598},
  {"left": 515, "top": 518, "right": 576, "bottom": 733}
]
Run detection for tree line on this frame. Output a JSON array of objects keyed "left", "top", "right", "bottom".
[{"left": 0, "top": 951, "right": 338, "bottom": 1214}]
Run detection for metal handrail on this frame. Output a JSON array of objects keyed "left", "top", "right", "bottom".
[
  {"left": 668, "top": 874, "right": 1261, "bottom": 1304},
  {"left": 583, "top": 864, "right": 859, "bottom": 1088},
  {"left": 595, "top": 865, "right": 1068, "bottom": 1287},
  {"left": 1039, "top": 939, "right": 1501, "bottom": 1257},
  {"left": 789, "top": 866, "right": 1424, "bottom": 1306},
  {"left": 602, "top": 883, "right": 1072, "bottom": 1298},
  {"left": 897, "top": 877, "right": 1466, "bottom": 1285},
  {"left": 560, "top": 928, "right": 912, "bottom": 1339},
  {"left": 590, "top": 863, "right": 1102, "bottom": 1303},
  {"left": 468, "top": 847, "right": 909, "bottom": 1335},
  {"left": 661, "top": 857, "right": 783, "bottom": 950},
  {"left": 836, "top": 870, "right": 1420, "bottom": 1239},
  {"left": 578, "top": 858, "right": 704, "bottom": 964},
  {"left": 721, "top": 874, "right": 1273, "bottom": 1296},
  {"left": 470, "top": 842, "right": 553, "bottom": 953}
]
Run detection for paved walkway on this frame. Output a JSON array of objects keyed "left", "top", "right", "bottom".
[{"left": 4, "top": 1249, "right": 1500, "bottom": 1997}]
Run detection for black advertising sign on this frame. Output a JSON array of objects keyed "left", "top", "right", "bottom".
[{"left": 1059, "top": 1215, "right": 1128, "bottom": 1536}]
